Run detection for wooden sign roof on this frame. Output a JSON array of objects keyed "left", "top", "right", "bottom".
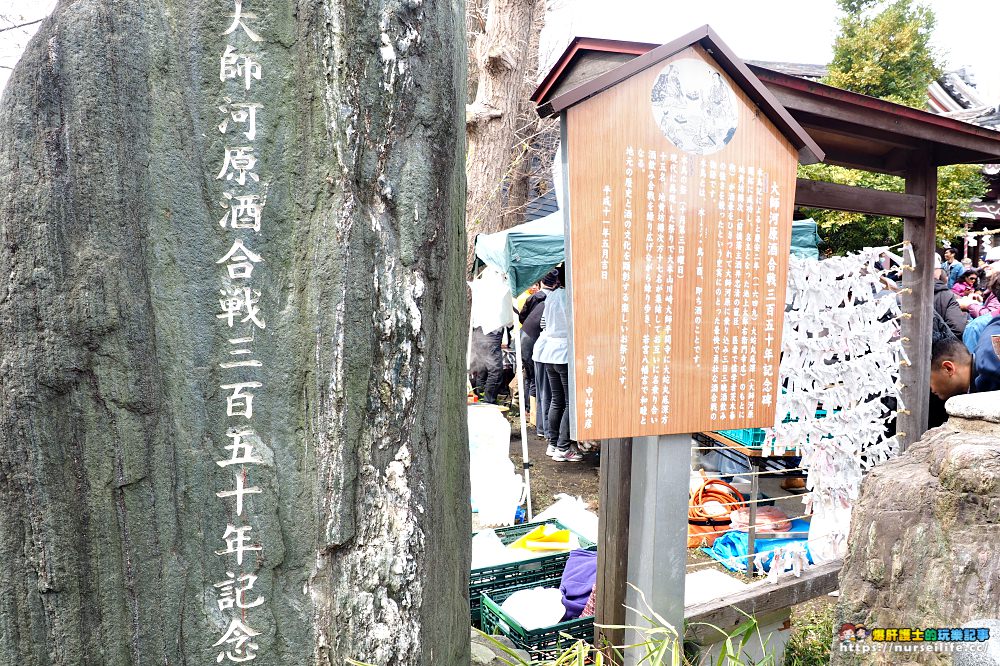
[
  {"left": 534, "top": 25, "right": 825, "bottom": 165},
  {"left": 749, "top": 64, "right": 1000, "bottom": 171},
  {"left": 531, "top": 36, "right": 660, "bottom": 109}
]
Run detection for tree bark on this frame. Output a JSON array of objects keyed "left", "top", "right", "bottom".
[
  {"left": 0, "top": 1, "right": 469, "bottom": 665},
  {"left": 465, "top": 0, "right": 546, "bottom": 262}
]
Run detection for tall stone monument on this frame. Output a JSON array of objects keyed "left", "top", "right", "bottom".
[{"left": 0, "top": 1, "right": 469, "bottom": 664}]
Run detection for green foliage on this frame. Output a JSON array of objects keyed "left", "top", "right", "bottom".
[
  {"left": 460, "top": 618, "right": 774, "bottom": 666},
  {"left": 351, "top": 588, "right": 780, "bottom": 665},
  {"left": 837, "top": 0, "right": 879, "bottom": 13},
  {"left": 801, "top": 0, "right": 987, "bottom": 254},
  {"left": 937, "top": 163, "right": 988, "bottom": 239},
  {"left": 828, "top": 0, "right": 940, "bottom": 107},
  {"left": 798, "top": 163, "right": 986, "bottom": 254},
  {"left": 798, "top": 164, "right": 904, "bottom": 252},
  {"left": 784, "top": 603, "right": 836, "bottom": 666}
]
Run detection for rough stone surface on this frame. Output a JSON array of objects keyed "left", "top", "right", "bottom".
[
  {"left": 953, "top": 620, "right": 1000, "bottom": 666},
  {"left": 0, "top": 0, "right": 469, "bottom": 665},
  {"left": 833, "top": 391, "right": 1000, "bottom": 665},
  {"left": 947, "top": 392, "right": 1000, "bottom": 425},
  {"left": 470, "top": 629, "right": 530, "bottom": 665}
]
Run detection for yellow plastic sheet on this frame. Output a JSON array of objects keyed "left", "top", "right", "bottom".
[{"left": 508, "top": 525, "right": 573, "bottom": 552}]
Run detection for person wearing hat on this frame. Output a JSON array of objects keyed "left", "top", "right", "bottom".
[
  {"left": 534, "top": 265, "right": 584, "bottom": 462},
  {"left": 985, "top": 246, "right": 1000, "bottom": 276}
]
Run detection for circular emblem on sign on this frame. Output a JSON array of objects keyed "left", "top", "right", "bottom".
[{"left": 650, "top": 58, "right": 739, "bottom": 155}]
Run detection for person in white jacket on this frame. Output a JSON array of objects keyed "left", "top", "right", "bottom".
[{"left": 533, "top": 265, "right": 583, "bottom": 462}]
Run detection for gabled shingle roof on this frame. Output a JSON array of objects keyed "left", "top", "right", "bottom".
[{"left": 533, "top": 25, "right": 824, "bottom": 164}]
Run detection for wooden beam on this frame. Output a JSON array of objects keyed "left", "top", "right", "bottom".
[
  {"left": 883, "top": 148, "right": 914, "bottom": 174},
  {"left": 899, "top": 151, "right": 936, "bottom": 450},
  {"left": 811, "top": 145, "right": 912, "bottom": 176},
  {"left": 794, "top": 178, "right": 926, "bottom": 218},
  {"left": 761, "top": 78, "right": 1000, "bottom": 162},
  {"left": 798, "top": 113, "right": 922, "bottom": 152},
  {"left": 595, "top": 438, "right": 632, "bottom": 664},
  {"left": 684, "top": 560, "right": 842, "bottom": 643},
  {"left": 817, "top": 148, "right": 901, "bottom": 176}
]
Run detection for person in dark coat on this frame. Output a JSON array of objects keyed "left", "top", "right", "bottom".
[
  {"left": 933, "top": 267, "right": 967, "bottom": 339},
  {"left": 523, "top": 270, "right": 560, "bottom": 439},
  {"left": 928, "top": 266, "right": 967, "bottom": 427},
  {"left": 929, "top": 322, "right": 1000, "bottom": 402}
]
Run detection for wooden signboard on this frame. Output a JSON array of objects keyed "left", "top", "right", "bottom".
[{"left": 565, "top": 44, "right": 798, "bottom": 439}]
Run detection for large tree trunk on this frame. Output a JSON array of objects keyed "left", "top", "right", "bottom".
[
  {"left": 465, "top": 0, "right": 546, "bottom": 261},
  {"left": 0, "top": 1, "right": 469, "bottom": 665}
]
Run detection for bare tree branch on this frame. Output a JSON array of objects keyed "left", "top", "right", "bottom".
[{"left": 0, "top": 18, "right": 44, "bottom": 33}]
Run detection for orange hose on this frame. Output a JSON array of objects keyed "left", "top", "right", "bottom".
[
  {"left": 688, "top": 475, "right": 745, "bottom": 522},
  {"left": 687, "top": 474, "right": 746, "bottom": 547}
]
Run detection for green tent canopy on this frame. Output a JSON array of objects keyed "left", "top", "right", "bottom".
[
  {"left": 791, "top": 218, "right": 820, "bottom": 260},
  {"left": 474, "top": 212, "right": 565, "bottom": 296},
  {"left": 474, "top": 213, "right": 814, "bottom": 295}
]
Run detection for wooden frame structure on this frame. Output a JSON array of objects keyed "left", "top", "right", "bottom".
[{"left": 533, "top": 30, "right": 1000, "bottom": 659}]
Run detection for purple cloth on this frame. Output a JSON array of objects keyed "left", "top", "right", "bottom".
[{"left": 559, "top": 549, "right": 598, "bottom": 620}]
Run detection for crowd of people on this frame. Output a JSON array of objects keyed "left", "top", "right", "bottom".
[
  {"left": 470, "top": 264, "right": 587, "bottom": 463},
  {"left": 929, "top": 245, "right": 1000, "bottom": 424}
]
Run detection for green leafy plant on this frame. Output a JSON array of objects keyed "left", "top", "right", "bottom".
[
  {"left": 800, "top": 0, "right": 987, "bottom": 254},
  {"left": 784, "top": 603, "right": 836, "bottom": 666},
  {"left": 827, "top": 0, "right": 939, "bottom": 108},
  {"left": 349, "top": 585, "right": 784, "bottom": 666},
  {"left": 798, "top": 163, "right": 985, "bottom": 254}
]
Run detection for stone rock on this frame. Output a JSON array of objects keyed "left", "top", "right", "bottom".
[
  {"left": 947, "top": 393, "right": 1000, "bottom": 424},
  {"left": 470, "top": 628, "right": 531, "bottom": 665},
  {"left": 953, "top": 620, "right": 1000, "bottom": 666},
  {"left": 833, "top": 391, "right": 1000, "bottom": 665}
]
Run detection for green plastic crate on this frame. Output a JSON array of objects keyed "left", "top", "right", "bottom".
[
  {"left": 480, "top": 577, "right": 593, "bottom": 662},
  {"left": 470, "top": 520, "right": 595, "bottom": 628},
  {"left": 715, "top": 427, "right": 767, "bottom": 447},
  {"left": 716, "top": 408, "right": 833, "bottom": 449}
]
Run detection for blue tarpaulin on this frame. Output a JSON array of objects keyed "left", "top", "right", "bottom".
[
  {"left": 702, "top": 519, "right": 813, "bottom": 573},
  {"left": 474, "top": 212, "right": 564, "bottom": 297}
]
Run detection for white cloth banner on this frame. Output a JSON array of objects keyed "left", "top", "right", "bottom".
[{"left": 469, "top": 266, "right": 514, "bottom": 334}]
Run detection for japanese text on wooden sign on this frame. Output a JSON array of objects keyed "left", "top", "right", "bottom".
[{"left": 566, "top": 46, "right": 797, "bottom": 439}]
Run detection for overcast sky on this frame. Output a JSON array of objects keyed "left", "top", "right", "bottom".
[
  {"left": 2, "top": 0, "right": 999, "bottom": 101},
  {"left": 543, "top": 0, "right": 1000, "bottom": 102}
]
